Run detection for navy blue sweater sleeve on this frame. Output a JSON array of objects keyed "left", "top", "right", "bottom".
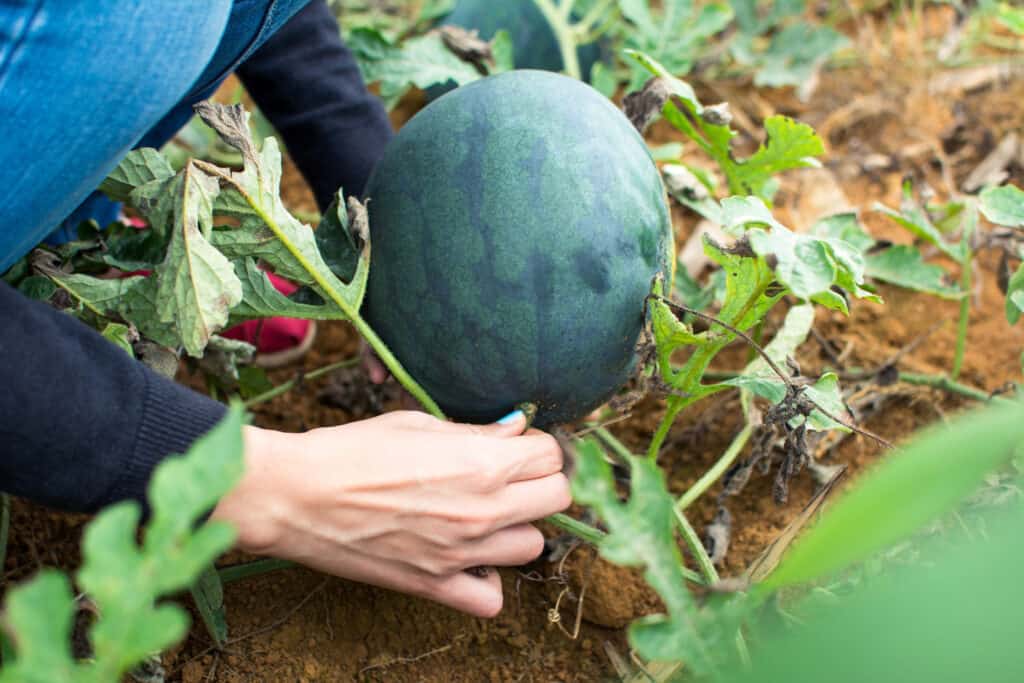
[
  {"left": 236, "top": 0, "right": 393, "bottom": 208},
  {"left": 0, "top": 281, "right": 226, "bottom": 512}
]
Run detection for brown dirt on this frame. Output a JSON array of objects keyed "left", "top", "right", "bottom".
[{"left": 4, "top": 5, "right": 1024, "bottom": 682}]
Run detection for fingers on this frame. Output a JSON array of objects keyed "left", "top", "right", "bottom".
[
  {"left": 457, "top": 524, "right": 545, "bottom": 568},
  {"left": 490, "top": 473, "right": 573, "bottom": 529},
  {"left": 430, "top": 567, "right": 504, "bottom": 617},
  {"left": 293, "top": 542, "right": 505, "bottom": 618}
]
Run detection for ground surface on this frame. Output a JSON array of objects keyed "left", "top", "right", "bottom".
[{"left": 4, "top": 5, "right": 1023, "bottom": 682}]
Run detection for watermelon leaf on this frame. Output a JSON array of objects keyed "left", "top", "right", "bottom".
[
  {"left": 145, "top": 165, "right": 242, "bottom": 357},
  {"left": 572, "top": 440, "right": 720, "bottom": 671},
  {"left": 0, "top": 407, "right": 245, "bottom": 682},
  {"left": 720, "top": 196, "right": 879, "bottom": 310},
  {"left": 0, "top": 571, "right": 79, "bottom": 683},
  {"left": 99, "top": 148, "right": 176, "bottom": 204},
  {"left": 625, "top": 51, "right": 824, "bottom": 202},
  {"left": 346, "top": 27, "right": 483, "bottom": 108},
  {"left": 759, "top": 400, "right": 1024, "bottom": 591},
  {"left": 811, "top": 213, "right": 962, "bottom": 300},
  {"left": 192, "top": 103, "right": 371, "bottom": 320},
  {"left": 980, "top": 183, "right": 1024, "bottom": 228},
  {"left": 720, "top": 304, "right": 847, "bottom": 431},
  {"left": 620, "top": 0, "right": 734, "bottom": 90}
]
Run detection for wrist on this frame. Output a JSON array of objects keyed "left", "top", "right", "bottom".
[{"left": 210, "top": 425, "right": 290, "bottom": 555}]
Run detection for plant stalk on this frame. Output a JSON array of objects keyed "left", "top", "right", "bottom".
[
  {"left": 244, "top": 356, "right": 359, "bottom": 407},
  {"left": 203, "top": 160, "right": 445, "bottom": 419},
  {"left": 532, "top": 0, "right": 583, "bottom": 80},
  {"left": 673, "top": 508, "right": 719, "bottom": 585},
  {"left": 676, "top": 419, "right": 755, "bottom": 512},
  {"left": 951, "top": 258, "right": 971, "bottom": 381},
  {"left": 219, "top": 558, "right": 296, "bottom": 584},
  {"left": 593, "top": 426, "right": 635, "bottom": 461}
]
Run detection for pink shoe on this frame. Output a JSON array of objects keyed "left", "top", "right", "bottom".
[{"left": 220, "top": 272, "right": 317, "bottom": 368}]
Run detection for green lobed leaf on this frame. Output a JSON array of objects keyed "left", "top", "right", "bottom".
[
  {"left": 116, "top": 276, "right": 182, "bottom": 349},
  {"left": 99, "top": 148, "right": 176, "bottom": 203},
  {"left": 760, "top": 400, "right": 1024, "bottom": 591},
  {"left": 721, "top": 197, "right": 878, "bottom": 309},
  {"left": 729, "top": 115, "right": 824, "bottom": 199},
  {"left": 100, "top": 322, "right": 135, "bottom": 356},
  {"left": 866, "top": 246, "right": 961, "bottom": 299},
  {"left": 71, "top": 406, "right": 244, "bottom": 678},
  {"left": 754, "top": 23, "right": 848, "bottom": 91},
  {"left": 650, "top": 295, "right": 709, "bottom": 379},
  {"left": 92, "top": 221, "right": 169, "bottom": 272},
  {"left": 16, "top": 275, "right": 56, "bottom": 302},
  {"left": 1005, "top": 262, "right": 1024, "bottom": 324},
  {"left": 194, "top": 102, "right": 370, "bottom": 321},
  {"left": 704, "top": 236, "right": 782, "bottom": 333},
  {"left": 347, "top": 27, "right": 482, "bottom": 107},
  {"left": 812, "top": 213, "right": 961, "bottom": 299},
  {"left": 727, "top": 506, "right": 1024, "bottom": 682},
  {"left": 722, "top": 304, "right": 846, "bottom": 431},
  {"left": 146, "top": 164, "right": 242, "bottom": 357},
  {"left": 0, "top": 571, "right": 79, "bottom": 683},
  {"left": 227, "top": 258, "right": 340, "bottom": 322},
  {"left": 42, "top": 271, "right": 145, "bottom": 319},
  {"left": 622, "top": 0, "right": 733, "bottom": 89},
  {"left": 980, "top": 184, "right": 1024, "bottom": 228},
  {"left": 626, "top": 51, "right": 822, "bottom": 201},
  {"left": 673, "top": 264, "right": 724, "bottom": 312},
  {"left": 874, "top": 184, "right": 968, "bottom": 262},
  {"left": 572, "top": 441, "right": 720, "bottom": 671}
]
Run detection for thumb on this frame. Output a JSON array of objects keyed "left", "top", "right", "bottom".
[{"left": 438, "top": 409, "right": 529, "bottom": 438}]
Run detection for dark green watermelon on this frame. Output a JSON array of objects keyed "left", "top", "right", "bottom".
[
  {"left": 363, "top": 70, "right": 672, "bottom": 427},
  {"left": 440, "top": 0, "right": 603, "bottom": 77}
]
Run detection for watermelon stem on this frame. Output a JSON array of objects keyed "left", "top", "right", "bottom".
[
  {"left": 203, "top": 158, "right": 446, "bottom": 419},
  {"left": 532, "top": 0, "right": 584, "bottom": 79}
]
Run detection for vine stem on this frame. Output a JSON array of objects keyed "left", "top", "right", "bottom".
[
  {"left": 546, "top": 512, "right": 605, "bottom": 545},
  {"left": 676, "top": 418, "right": 755, "bottom": 512},
  {"left": 899, "top": 372, "right": 1016, "bottom": 404},
  {"left": 196, "top": 160, "right": 444, "bottom": 419},
  {"left": 244, "top": 356, "right": 359, "bottom": 408},
  {"left": 951, "top": 257, "right": 971, "bottom": 381},
  {"left": 952, "top": 202, "right": 977, "bottom": 381},
  {"left": 673, "top": 508, "right": 719, "bottom": 584},
  {"left": 656, "top": 297, "right": 895, "bottom": 450},
  {"left": 708, "top": 368, "right": 1016, "bottom": 406},
  {"left": 220, "top": 558, "right": 295, "bottom": 584},
  {"left": 532, "top": 0, "right": 583, "bottom": 80},
  {"left": 593, "top": 426, "right": 635, "bottom": 461}
]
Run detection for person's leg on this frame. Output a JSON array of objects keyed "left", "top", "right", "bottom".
[{"left": 0, "top": 0, "right": 232, "bottom": 273}]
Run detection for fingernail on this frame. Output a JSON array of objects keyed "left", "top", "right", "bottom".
[{"left": 497, "top": 410, "right": 524, "bottom": 425}]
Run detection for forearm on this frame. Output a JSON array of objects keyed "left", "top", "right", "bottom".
[
  {"left": 0, "top": 281, "right": 225, "bottom": 512},
  {"left": 236, "top": 0, "right": 393, "bottom": 209}
]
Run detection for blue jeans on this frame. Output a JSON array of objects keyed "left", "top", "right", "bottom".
[{"left": 0, "top": 0, "right": 310, "bottom": 274}]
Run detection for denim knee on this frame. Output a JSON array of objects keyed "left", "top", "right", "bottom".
[{"left": 0, "top": 0, "right": 232, "bottom": 272}]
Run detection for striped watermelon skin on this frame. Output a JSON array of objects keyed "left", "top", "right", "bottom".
[
  {"left": 439, "top": 0, "right": 603, "bottom": 77},
  {"left": 364, "top": 71, "right": 672, "bottom": 426}
]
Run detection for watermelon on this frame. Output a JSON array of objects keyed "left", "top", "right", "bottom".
[
  {"left": 439, "top": 0, "right": 603, "bottom": 77},
  {"left": 363, "top": 70, "right": 672, "bottom": 427}
]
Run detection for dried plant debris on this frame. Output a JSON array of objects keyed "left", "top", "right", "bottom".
[
  {"left": 622, "top": 77, "right": 670, "bottom": 134},
  {"left": 318, "top": 365, "right": 401, "bottom": 418}
]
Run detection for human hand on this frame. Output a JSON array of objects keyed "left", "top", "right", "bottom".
[{"left": 210, "top": 410, "right": 570, "bottom": 617}]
